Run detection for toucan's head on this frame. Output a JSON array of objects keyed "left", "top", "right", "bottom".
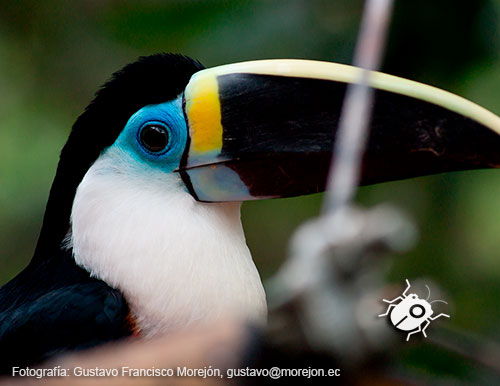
[{"left": 35, "top": 53, "right": 500, "bottom": 259}]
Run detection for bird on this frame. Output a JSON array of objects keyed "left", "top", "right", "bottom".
[{"left": 1, "top": 53, "right": 500, "bottom": 372}]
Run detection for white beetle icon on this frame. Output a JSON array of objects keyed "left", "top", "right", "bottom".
[{"left": 379, "top": 279, "right": 450, "bottom": 341}]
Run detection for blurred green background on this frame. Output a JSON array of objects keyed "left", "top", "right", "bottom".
[{"left": 1, "top": 0, "right": 499, "bottom": 383}]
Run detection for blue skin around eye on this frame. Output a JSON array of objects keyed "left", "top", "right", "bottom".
[
  {"left": 108, "top": 95, "right": 249, "bottom": 200},
  {"left": 111, "top": 96, "right": 187, "bottom": 174}
]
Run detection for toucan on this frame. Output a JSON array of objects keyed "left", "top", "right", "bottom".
[{"left": 1, "top": 53, "right": 500, "bottom": 372}]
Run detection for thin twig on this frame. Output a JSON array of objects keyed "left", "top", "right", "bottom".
[{"left": 322, "top": 0, "right": 394, "bottom": 213}]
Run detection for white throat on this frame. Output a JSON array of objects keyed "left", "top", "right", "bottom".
[{"left": 68, "top": 148, "right": 267, "bottom": 336}]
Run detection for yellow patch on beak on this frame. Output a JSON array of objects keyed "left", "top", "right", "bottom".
[{"left": 184, "top": 73, "right": 223, "bottom": 155}]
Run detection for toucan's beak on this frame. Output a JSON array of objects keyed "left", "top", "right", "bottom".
[{"left": 177, "top": 60, "right": 500, "bottom": 202}]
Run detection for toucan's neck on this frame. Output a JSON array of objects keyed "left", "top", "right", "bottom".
[{"left": 66, "top": 151, "right": 267, "bottom": 336}]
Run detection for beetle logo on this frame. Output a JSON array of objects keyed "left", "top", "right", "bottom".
[{"left": 378, "top": 279, "right": 450, "bottom": 341}]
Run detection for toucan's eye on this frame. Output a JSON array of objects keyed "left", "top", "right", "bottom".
[{"left": 139, "top": 124, "right": 169, "bottom": 153}]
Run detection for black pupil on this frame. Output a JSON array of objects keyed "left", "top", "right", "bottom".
[{"left": 140, "top": 125, "right": 169, "bottom": 153}]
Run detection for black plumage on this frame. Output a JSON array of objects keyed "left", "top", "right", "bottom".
[{"left": 0, "top": 54, "right": 204, "bottom": 372}]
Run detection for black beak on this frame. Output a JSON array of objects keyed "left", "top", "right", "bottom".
[{"left": 177, "top": 60, "right": 500, "bottom": 202}]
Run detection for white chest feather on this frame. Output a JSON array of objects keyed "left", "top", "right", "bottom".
[{"left": 67, "top": 150, "right": 267, "bottom": 336}]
